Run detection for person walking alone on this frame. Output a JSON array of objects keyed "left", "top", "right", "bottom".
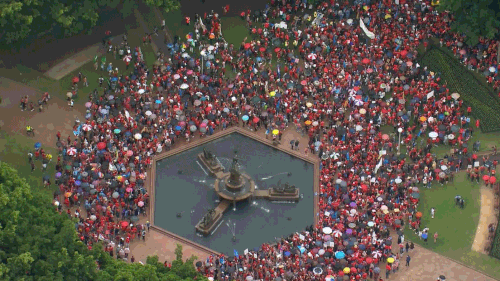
[
  {"left": 434, "top": 232, "right": 438, "bottom": 243},
  {"left": 406, "top": 255, "right": 411, "bottom": 267}
]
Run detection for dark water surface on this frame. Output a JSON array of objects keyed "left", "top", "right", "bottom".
[{"left": 154, "top": 133, "right": 314, "bottom": 255}]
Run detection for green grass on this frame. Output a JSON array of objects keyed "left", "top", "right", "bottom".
[
  {"left": 221, "top": 17, "right": 250, "bottom": 46},
  {"left": 404, "top": 172, "right": 500, "bottom": 279},
  {"left": 0, "top": 131, "right": 57, "bottom": 195}
]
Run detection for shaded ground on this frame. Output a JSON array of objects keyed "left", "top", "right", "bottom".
[
  {"left": 178, "top": 0, "right": 271, "bottom": 19},
  {"left": 0, "top": 9, "right": 137, "bottom": 72},
  {"left": 472, "top": 186, "right": 497, "bottom": 254}
]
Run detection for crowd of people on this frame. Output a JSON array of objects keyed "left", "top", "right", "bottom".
[{"left": 41, "top": 0, "right": 500, "bottom": 280}]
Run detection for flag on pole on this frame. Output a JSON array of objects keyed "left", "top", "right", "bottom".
[{"left": 234, "top": 249, "right": 239, "bottom": 257}]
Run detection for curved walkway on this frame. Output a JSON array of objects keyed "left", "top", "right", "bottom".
[{"left": 472, "top": 186, "right": 497, "bottom": 254}]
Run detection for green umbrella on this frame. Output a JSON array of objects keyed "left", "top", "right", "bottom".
[
  {"left": 101, "top": 57, "right": 106, "bottom": 63},
  {"left": 65, "top": 165, "right": 72, "bottom": 171}
]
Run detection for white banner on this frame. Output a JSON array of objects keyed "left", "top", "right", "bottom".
[
  {"left": 427, "top": 90, "right": 435, "bottom": 99},
  {"left": 360, "top": 18, "right": 375, "bottom": 39}
]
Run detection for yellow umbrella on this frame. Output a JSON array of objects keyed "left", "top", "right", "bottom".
[
  {"left": 272, "top": 129, "right": 279, "bottom": 135},
  {"left": 363, "top": 6, "right": 368, "bottom": 10},
  {"left": 394, "top": 208, "right": 400, "bottom": 213},
  {"left": 419, "top": 116, "right": 427, "bottom": 122},
  {"left": 385, "top": 14, "right": 391, "bottom": 19},
  {"left": 387, "top": 257, "right": 395, "bottom": 264},
  {"left": 269, "top": 91, "right": 276, "bottom": 97},
  {"left": 306, "top": 102, "right": 313, "bottom": 108},
  {"left": 305, "top": 120, "right": 312, "bottom": 125},
  {"left": 343, "top": 267, "right": 350, "bottom": 274},
  {"left": 359, "top": 108, "right": 366, "bottom": 115}
]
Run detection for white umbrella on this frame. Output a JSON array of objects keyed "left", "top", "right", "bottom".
[
  {"left": 182, "top": 53, "right": 190, "bottom": 58},
  {"left": 381, "top": 205, "right": 388, "bottom": 211},
  {"left": 448, "top": 134, "right": 455, "bottom": 140},
  {"left": 138, "top": 89, "right": 145, "bottom": 94},
  {"left": 200, "top": 50, "right": 207, "bottom": 56},
  {"left": 322, "top": 227, "right": 333, "bottom": 234},
  {"left": 355, "top": 125, "right": 363, "bottom": 132},
  {"left": 145, "top": 111, "right": 152, "bottom": 116},
  {"left": 312, "top": 121, "right": 319, "bottom": 126},
  {"left": 428, "top": 116, "right": 435, "bottom": 123},
  {"left": 180, "top": 83, "right": 189, "bottom": 89},
  {"left": 354, "top": 99, "right": 363, "bottom": 106},
  {"left": 134, "top": 133, "right": 142, "bottom": 140},
  {"left": 174, "top": 74, "right": 180, "bottom": 80},
  {"left": 429, "top": 131, "right": 438, "bottom": 138},
  {"left": 489, "top": 66, "right": 496, "bottom": 73},
  {"left": 208, "top": 45, "right": 215, "bottom": 52},
  {"left": 372, "top": 250, "right": 382, "bottom": 258},
  {"left": 318, "top": 249, "right": 325, "bottom": 255},
  {"left": 441, "top": 165, "right": 448, "bottom": 171},
  {"left": 332, "top": 230, "right": 342, "bottom": 238},
  {"left": 90, "top": 215, "right": 97, "bottom": 221},
  {"left": 308, "top": 53, "right": 317, "bottom": 60},
  {"left": 395, "top": 178, "right": 402, "bottom": 184}
]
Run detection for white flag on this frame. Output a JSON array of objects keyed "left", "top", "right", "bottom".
[{"left": 360, "top": 18, "right": 375, "bottom": 39}]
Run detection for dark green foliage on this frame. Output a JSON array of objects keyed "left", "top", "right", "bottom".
[
  {"left": 438, "top": 0, "right": 500, "bottom": 46},
  {"left": 0, "top": 0, "right": 180, "bottom": 45}
]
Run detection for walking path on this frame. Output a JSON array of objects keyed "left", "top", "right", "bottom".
[
  {"left": 472, "top": 186, "right": 498, "bottom": 254},
  {"left": 43, "top": 44, "right": 104, "bottom": 80}
]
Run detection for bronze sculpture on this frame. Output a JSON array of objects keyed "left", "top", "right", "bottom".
[
  {"left": 203, "top": 148, "right": 216, "bottom": 165},
  {"left": 228, "top": 156, "right": 242, "bottom": 185}
]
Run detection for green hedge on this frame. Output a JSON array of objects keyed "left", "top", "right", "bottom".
[
  {"left": 491, "top": 216, "right": 500, "bottom": 259},
  {"left": 418, "top": 47, "right": 500, "bottom": 133}
]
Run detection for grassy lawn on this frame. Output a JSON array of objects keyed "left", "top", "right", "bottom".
[
  {"left": 0, "top": 131, "right": 57, "bottom": 197},
  {"left": 404, "top": 172, "right": 500, "bottom": 279}
]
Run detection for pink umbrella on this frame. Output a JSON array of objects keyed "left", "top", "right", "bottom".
[
  {"left": 200, "top": 123, "right": 207, "bottom": 128},
  {"left": 126, "top": 150, "right": 133, "bottom": 157},
  {"left": 126, "top": 187, "right": 133, "bottom": 193},
  {"left": 85, "top": 102, "right": 92, "bottom": 108},
  {"left": 187, "top": 70, "right": 193, "bottom": 75},
  {"left": 138, "top": 201, "right": 144, "bottom": 207},
  {"left": 67, "top": 147, "right": 77, "bottom": 156}
]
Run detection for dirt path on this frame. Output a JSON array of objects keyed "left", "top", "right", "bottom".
[
  {"left": 472, "top": 186, "right": 497, "bottom": 254},
  {"left": 0, "top": 77, "right": 84, "bottom": 147}
]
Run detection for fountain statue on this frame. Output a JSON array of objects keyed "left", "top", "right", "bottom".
[
  {"left": 203, "top": 148, "right": 216, "bottom": 165},
  {"left": 228, "top": 156, "right": 242, "bottom": 186},
  {"left": 200, "top": 208, "right": 216, "bottom": 227}
]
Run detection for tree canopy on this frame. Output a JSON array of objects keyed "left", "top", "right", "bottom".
[
  {"left": 0, "top": 0, "right": 180, "bottom": 45},
  {"left": 438, "top": 0, "right": 500, "bottom": 46},
  {"left": 0, "top": 161, "right": 206, "bottom": 281}
]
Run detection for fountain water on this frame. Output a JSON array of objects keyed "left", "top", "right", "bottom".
[{"left": 226, "top": 219, "right": 237, "bottom": 241}]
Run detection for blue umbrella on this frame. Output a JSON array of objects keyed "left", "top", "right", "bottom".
[
  {"left": 111, "top": 77, "right": 118, "bottom": 82},
  {"left": 284, "top": 251, "right": 291, "bottom": 257},
  {"left": 299, "top": 246, "right": 306, "bottom": 254},
  {"left": 155, "top": 99, "right": 162, "bottom": 104},
  {"left": 242, "top": 115, "right": 249, "bottom": 121},
  {"left": 124, "top": 131, "right": 132, "bottom": 137},
  {"left": 114, "top": 129, "right": 121, "bottom": 134},
  {"left": 75, "top": 180, "right": 81, "bottom": 186},
  {"left": 34, "top": 142, "right": 41, "bottom": 149},
  {"left": 175, "top": 126, "right": 182, "bottom": 131},
  {"left": 438, "top": 114, "right": 445, "bottom": 120},
  {"left": 422, "top": 233, "right": 428, "bottom": 240},
  {"left": 335, "top": 251, "right": 345, "bottom": 259}
]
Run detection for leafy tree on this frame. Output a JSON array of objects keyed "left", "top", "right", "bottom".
[
  {"left": 0, "top": 0, "right": 180, "bottom": 45},
  {"left": 438, "top": 0, "right": 500, "bottom": 46},
  {"left": 143, "top": 0, "right": 180, "bottom": 13}
]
